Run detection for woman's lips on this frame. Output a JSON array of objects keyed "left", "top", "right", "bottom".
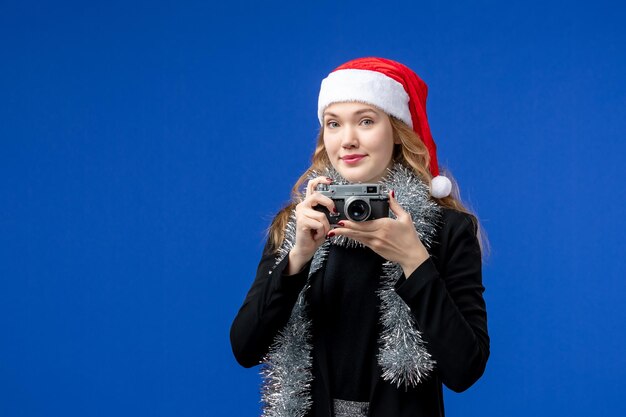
[{"left": 341, "top": 155, "right": 366, "bottom": 165}]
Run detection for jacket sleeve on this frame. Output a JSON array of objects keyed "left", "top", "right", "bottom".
[
  {"left": 394, "top": 211, "right": 489, "bottom": 392},
  {"left": 230, "top": 238, "right": 311, "bottom": 368}
]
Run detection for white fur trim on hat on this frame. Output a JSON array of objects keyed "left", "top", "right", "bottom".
[
  {"left": 430, "top": 175, "right": 452, "bottom": 198},
  {"left": 318, "top": 69, "right": 412, "bottom": 127}
]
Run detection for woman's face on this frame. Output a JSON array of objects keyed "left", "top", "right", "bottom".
[{"left": 322, "top": 102, "right": 398, "bottom": 183}]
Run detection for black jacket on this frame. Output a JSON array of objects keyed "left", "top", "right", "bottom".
[{"left": 231, "top": 207, "right": 489, "bottom": 416}]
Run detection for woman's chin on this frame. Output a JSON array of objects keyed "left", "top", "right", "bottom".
[
  {"left": 342, "top": 175, "right": 377, "bottom": 184},
  {"left": 336, "top": 168, "right": 384, "bottom": 184},
  {"left": 337, "top": 171, "right": 364, "bottom": 183}
]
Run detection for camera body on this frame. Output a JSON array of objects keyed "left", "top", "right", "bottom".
[{"left": 314, "top": 183, "right": 389, "bottom": 224}]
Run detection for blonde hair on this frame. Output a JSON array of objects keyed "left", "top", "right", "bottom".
[{"left": 267, "top": 115, "right": 489, "bottom": 259}]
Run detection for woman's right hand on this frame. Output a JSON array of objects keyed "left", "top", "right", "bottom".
[{"left": 286, "top": 176, "right": 336, "bottom": 275}]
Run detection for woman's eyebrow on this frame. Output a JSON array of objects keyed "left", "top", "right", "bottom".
[
  {"left": 354, "top": 108, "right": 378, "bottom": 115},
  {"left": 323, "top": 109, "right": 378, "bottom": 118}
]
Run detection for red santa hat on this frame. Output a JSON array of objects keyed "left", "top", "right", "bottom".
[{"left": 318, "top": 57, "right": 452, "bottom": 198}]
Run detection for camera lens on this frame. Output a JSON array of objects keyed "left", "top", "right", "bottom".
[{"left": 346, "top": 199, "right": 371, "bottom": 222}]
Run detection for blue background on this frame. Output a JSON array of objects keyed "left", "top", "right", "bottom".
[{"left": 1, "top": 0, "right": 625, "bottom": 416}]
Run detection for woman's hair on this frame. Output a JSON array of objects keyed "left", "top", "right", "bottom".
[{"left": 267, "top": 115, "right": 490, "bottom": 259}]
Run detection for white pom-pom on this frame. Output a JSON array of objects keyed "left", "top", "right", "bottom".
[{"left": 430, "top": 175, "right": 452, "bottom": 198}]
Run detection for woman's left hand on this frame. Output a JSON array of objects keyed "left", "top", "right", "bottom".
[{"left": 329, "top": 190, "right": 430, "bottom": 277}]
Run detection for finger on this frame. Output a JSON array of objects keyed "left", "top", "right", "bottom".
[
  {"left": 388, "top": 190, "right": 408, "bottom": 220},
  {"left": 305, "top": 176, "right": 333, "bottom": 198},
  {"left": 302, "top": 209, "right": 332, "bottom": 233},
  {"left": 299, "top": 217, "right": 327, "bottom": 238},
  {"left": 337, "top": 218, "right": 382, "bottom": 232},
  {"left": 303, "top": 193, "right": 336, "bottom": 214},
  {"left": 329, "top": 226, "right": 370, "bottom": 242},
  {"left": 302, "top": 207, "right": 329, "bottom": 222},
  {"left": 300, "top": 207, "right": 332, "bottom": 231}
]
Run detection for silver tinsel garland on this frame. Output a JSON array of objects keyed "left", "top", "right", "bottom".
[{"left": 261, "top": 163, "right": 441, "bottom": 417}]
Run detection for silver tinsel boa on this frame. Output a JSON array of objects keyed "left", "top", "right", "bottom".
[{"left": 261, "top": 163, "right": 441, "bottom": 417}]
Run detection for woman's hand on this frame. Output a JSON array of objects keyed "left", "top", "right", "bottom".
[
  {"left": 286, "top": 176, "right": 336, "bottom": 275},
  {"left": 329, "top": 190, "right": 430, "bottom": 277}
]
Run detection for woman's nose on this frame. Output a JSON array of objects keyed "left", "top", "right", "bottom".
[{"left": 340, "top": 124, "right": 359, "bottom": 148}]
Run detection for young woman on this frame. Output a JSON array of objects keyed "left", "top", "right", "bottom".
[{"left": 230, "top": 57, "right": 490, "bottom": 417}]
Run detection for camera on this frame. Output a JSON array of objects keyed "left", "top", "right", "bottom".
[{"left": 314, "top": 183, "right": 389, "bottom": 223}]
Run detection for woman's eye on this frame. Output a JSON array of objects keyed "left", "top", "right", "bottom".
[
  {"left": 327, "top": 121, "right": 339, "bottom": 128},
  {"left": 361, "top": 119, "right": 374, "bottom": 126}
]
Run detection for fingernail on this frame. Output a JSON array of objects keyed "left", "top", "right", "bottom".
[
  {"left": 333, "top": 208, "right": 339, "bottom": 214},
  {"left": 391, "top": 189, "right": 395, "bottom": 198},
  {"left": 326, "top": 177, "right": 333, "bottom": 182},
  {"left": 327, "top": 232, "right": 335, "bottom": 238},
  {"left": 337, "top": 221, "right": 345, "bottom": 227}
]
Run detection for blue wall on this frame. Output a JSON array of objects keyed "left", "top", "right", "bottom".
[{"left": 1, "top": 1, "right": 625, "bottom": 415}]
